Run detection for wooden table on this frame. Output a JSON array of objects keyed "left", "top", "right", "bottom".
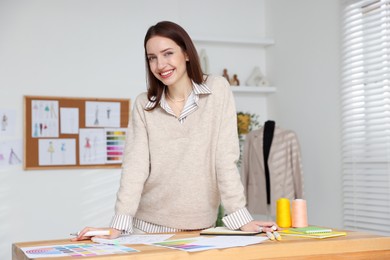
[{"left": 12, "top": 230, "right": 390, "bottom": 260}]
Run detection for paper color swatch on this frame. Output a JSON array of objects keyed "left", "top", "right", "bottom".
[
  {"left": 21, "top": 243, "right": 138, "bottom": 258},
  {"left": 105, "top": 128, "right": 127, "bottom": 164}
]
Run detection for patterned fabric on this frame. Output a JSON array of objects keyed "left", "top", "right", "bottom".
[
  {"left": 145, "top": 81, "right": 212, "bottom": 123},
  {"left": 241, "top": 127, "right": 304, "bottom": 216}
]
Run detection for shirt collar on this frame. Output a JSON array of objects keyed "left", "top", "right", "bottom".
[{"left": 144, "top": 81, "right": 211, "bottom": 109}]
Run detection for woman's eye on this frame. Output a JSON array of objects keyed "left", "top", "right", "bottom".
[
  {"left": 164, "top": 52, "right": 173, "bottom": 57},
  {"left": 148, "top": 56, "right": 156, "bottom": 62}
]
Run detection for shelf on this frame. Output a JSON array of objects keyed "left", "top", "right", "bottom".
[
  {"left": 231, "top": 86, "right": 276, "bottom": 94},
  {"left": 192, "top": 36, "right": 274, "bottom": 47}
]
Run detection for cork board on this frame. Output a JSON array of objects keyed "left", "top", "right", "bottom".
[{"left": 23, "top": 95, "right": 130, "bottom": 170}]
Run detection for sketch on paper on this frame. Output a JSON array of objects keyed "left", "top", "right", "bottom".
[
  {"left": 79, "top": 128, "right": 106, "bottom": 165},
  {"left": 105, "top": 128, "right": 127, "bottom": 164},
  {"left": 0, "top": 109, "right": 17, "bottom": 136},
  {"left": 0, "top": 140, "right": 22, "bottom": 167},
  {"left": 2, "top": 113, "right": 7, "bottom": 131},
  {"left": 85, "top": 101, "right": 121, "bottom": 128},
  {"left": 60, "top": 107, "right": 79, "bottom": 134},
  {"left": 38, "top": 139, "right": 76, "bottom": 166},
  {"left": 31, "top": 100, "right": 59, "bottom": 138}
]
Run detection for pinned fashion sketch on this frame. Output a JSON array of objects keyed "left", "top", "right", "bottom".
[
  {"left": 38, "top": 139, "right": 76, "bottom": 166},
  {"left": 241, "top": 121, "right": 304, "bottom": 217},
  {"left": 31, "top": 100, "right": 59, "bottom": 138},
  {"left": 85, "top": 101, "right": 121, "bottom": 128},
  {"left": 79, "top": 128, "right": 106, "bottom": 165}
]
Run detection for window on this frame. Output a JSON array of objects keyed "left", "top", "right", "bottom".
[{"left": 341, "top": 0, "right": 390, "bottom": 235}]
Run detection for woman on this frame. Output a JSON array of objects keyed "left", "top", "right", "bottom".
[{"left": 74, "top": 21, "right": 277, "bottom": 240}]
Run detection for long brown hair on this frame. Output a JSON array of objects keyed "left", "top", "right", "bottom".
[{"left": 144, "top": 21, "right": 205, "bottom": 110}]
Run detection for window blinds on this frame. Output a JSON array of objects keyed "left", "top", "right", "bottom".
[{"left": 341, "top": 0, "right": 390, "bottom": 235}]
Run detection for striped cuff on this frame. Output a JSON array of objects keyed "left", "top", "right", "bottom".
[
  {"left": 222, "top": 207, "right": 253, "bottom": 230},
  {"left": 110, "top": 214, "right": 133, "bottom": 234}
]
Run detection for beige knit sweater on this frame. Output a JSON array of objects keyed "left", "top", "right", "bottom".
[{"left": 114, "top": 75, "right": 247, "bottom": 230}]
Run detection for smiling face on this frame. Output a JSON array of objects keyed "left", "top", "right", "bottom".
[{"left": 146, "top": 36, "right": 190, "bottom": 88}]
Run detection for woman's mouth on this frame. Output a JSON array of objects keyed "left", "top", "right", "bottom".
[{"left": 160, "top": 69, "right": 174, "bottom": 79}]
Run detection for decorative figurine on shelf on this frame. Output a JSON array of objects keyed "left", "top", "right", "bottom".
[
  {"left": 230, "top": 74, "right": 240, "bottom": 86},
  {"left": 222, "top": 68, "right": 230, "bottom": 82},
  {"left": 199, "top": 49, "right": 210, "bottom": 74},
  {"left": 246, "top": 66, "right": 269, "bottom": 86}
]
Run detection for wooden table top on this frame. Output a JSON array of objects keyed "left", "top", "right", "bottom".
[{"left": 12, "top": 230, "right": 390, "bottom": 260}]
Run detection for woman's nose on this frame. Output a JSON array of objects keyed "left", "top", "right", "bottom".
[{"left": 157, "top": 57, "right": 166, "bottom": 69}]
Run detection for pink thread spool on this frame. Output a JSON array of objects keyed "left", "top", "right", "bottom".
[{"left": 292, "top": 199, "right": 308, "bottom": 228}]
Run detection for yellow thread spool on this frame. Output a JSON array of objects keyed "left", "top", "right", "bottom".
[{"left": 276, "top": 198, "right": 292, "bottom": 228}]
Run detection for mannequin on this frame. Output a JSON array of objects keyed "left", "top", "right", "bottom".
[{"left": 241, "top": 121, "right": 304, "bottom": 217}]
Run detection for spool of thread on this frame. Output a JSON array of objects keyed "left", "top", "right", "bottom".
[
  {"left": 276, "top": 198, "right": 292, "bottom": 228},
  {"left": 292, "top": 199, "right": 308, "bottom": 228}
]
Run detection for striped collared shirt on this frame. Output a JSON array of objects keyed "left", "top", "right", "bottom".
[
  {"left": 112, "top": 207, "right": 253, "bottom": 234},
  {"left": 145, "top": 81, "right": 212, "bottom": 123}
]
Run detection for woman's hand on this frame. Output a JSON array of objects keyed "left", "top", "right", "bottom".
[
  {"left": 240, "top": 220, "right": 278, "bottom": 233},
  {"left": 71, "top": 227, "right": 121, "bottom": 241}
]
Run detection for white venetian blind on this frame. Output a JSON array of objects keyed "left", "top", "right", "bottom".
[{"left": 341, "top": 0, "right": 390, "bottom": 235}]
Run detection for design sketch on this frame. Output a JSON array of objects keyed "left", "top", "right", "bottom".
[
  {"left": 85, "top": 101, "right": 121, "bottom": 128},
  {"left": 1, "top": 113, "right": 8, "bottom": 131},
  {"left": 61, "top": 142, "right": 66, "bottom": 163},
  {"left": 0, "top": 140, "right": 22, "bottom": 167},
  {"left": 83, "top": 137, "right": 92, "bottom": 162},
  {"left": 47, "top": 141, "right": 55, "bottom": 164},
  {"left": 79, "top": 128, "right": 106, "bottom": 165},
  {"left": 31, "top": 100, "right": 59, "bottom": 138},
  {"left": 94, "top": 105, "right": 99, "bottom": 126},
  {"left": 38, "top": 139, "right": 76, "bottom": 166},
  {"left": 106, "top": 107, "right": 111, "bottom": 120},
  {"left": 0, "top": 109, "right": 16, "bottom": 136},
  {"left": 9, "top": 148, "right": 22, "bottom": 164}
]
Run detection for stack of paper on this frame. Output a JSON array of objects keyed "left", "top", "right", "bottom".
[{"left": 200, "top": 227, "right": 261, "bottom": 236}]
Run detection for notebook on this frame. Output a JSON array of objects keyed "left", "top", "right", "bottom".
[
  {"left": 289, "top": 226, "right": 332, "bottom": 234},
  {"left": 200, "top": 227, "right": 261, "bottom": 236},
  {"left": 279, "top": 229, "right": 347, "bottom": 239}
]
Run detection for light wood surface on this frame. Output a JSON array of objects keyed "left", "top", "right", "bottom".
[{"left": 12, "top": 230, "right": 390, "bottom": 260}]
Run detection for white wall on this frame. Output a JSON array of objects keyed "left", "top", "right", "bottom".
[
  {"left": 266, "top": 0, "right": 342, "bottom": 228},
  {"left": 0, "top": 1, "right": 268, "bottom": 259},
  {"left": 1, "top": 1, "right": 343, "bottom": 259}
]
